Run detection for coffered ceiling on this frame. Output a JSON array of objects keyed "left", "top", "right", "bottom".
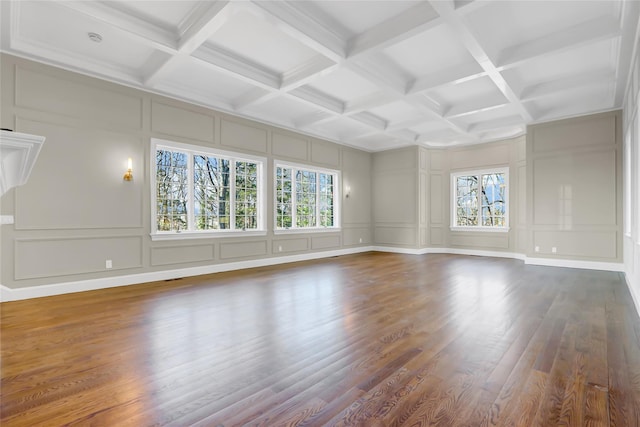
[{"left": 1, "top": 1, "right": 638, "bottom": 151}]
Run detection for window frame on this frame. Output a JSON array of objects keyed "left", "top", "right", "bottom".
[
  {"left": 450, "top": 167, "right": 510, "bottom": 233},
  {"left": 150, "top": 138, "right": 266, "bottom": 241},
  {"left": 274, "top": 160, "right": 341, "bottom": 234}
]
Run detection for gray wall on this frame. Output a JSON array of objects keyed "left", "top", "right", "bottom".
[
  {"left": 372, "top": 112, "right": 622, "bottom": 265},
  {"left": 0, "top": 52, "right": 629, "bottom": 294},
  {"left": 527, "top": 111, "right": 622, "bottom": 262},
  {"left": 373, "top": 136, "right": 526, "bottom": 255},
  {"left": 0, "top": 54, "right": 372, "bottom": 289},
  {"left": 622, "top": 23, "right": 640, "bottom": 311}
]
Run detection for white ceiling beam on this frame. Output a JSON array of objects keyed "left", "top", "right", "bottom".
[
  {"left": 247, "top": 1, "right": 346, "bottom": 63},
  {"left": 281, "top": 56, "right": 339, "bottom": 90},
  {"left": 192, "top": 45, "right": 280, "bottom": 89},
  {"left": 498, "top": 16, "right": 621, "bottom": 70},
  {"left": 428, "top": 0, "right": 533, "bottom": 122},
  {"left": 143, "top": 1, "right": 235, "bottom": 87},
  {"left": 289, "top": 87, "right": 345, "bottom": 114},
  {"left": 343, "top": 92, "right": 398, "bottom": 115},
  {"left": 350, "top": 112, "right": 387, "bottom": 130},
  {"left": 348, "top": 2, "right": 441, "bottom": 57},
  {"left": 176, "top": 1, "right": 233, "bottom": 52},
  {"left": 234, "top": 56, "right": 339, "bottom": 110}
]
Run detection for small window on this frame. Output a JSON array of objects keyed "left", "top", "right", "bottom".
[
  {"left": 451, "top": 168, "right": 509, "bottom": 231},
  {"left": 275, "top": 162, "right": 339, "bottom": 231},
  {"left": 152, "top": 139, "right": 265, "bottom": 239}
]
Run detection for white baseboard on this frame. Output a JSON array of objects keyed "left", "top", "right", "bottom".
[
  {"left": 0, "top": 246, "right": 374, "bottom": 302},
  {"left": 0, "top": 246, "right": 626, "bottom": 302},
  {"left": 624, "top": 272, "right": 640, "bottom": 319},
  {"left": 524, "top": 257, "right": 624, "bottom": 272}
]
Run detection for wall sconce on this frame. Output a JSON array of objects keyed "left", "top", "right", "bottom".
[
  {"left": 345, "top": 185, "right": 351, "bottom": 198},
  {"left": 123, "top": 157, "right": 133, "bottom": 181}
]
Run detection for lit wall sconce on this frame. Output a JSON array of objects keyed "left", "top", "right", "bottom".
[
  {"left": 123, "top": 157, "right": 133, "bottom": 181},
  {"left": 345, "top": 185, "right": 351, "bottom": 198}
]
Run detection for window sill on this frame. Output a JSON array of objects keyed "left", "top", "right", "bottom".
[
  {"left": 274, "top": 227, "right": 341, "bottom": 235},
  {"left": 450, "top": 226, "right": 510, "bottom": 233},
  {"left": 150, "top": 230, "right": 267, "bottom": 241}
]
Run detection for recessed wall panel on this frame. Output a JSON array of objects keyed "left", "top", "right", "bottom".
[
  {"left": 311, "top": 235, "right": 341, "bottom": 249},
  {"left": 311, "top": 140, "right": 340, "bottom": 167},
  {"left": 533, "top": 231, "right": 617, "bottom": 259},
  {"left": 531, "top": 114, "right": 616, "bottom": 153},
  {"left": 272, "top": 132, "right": 308, "bottom": 161},
  {"left": 151, "top": 102, "right": 214, "bottom": 142},
  {"left": 15, "top": 236, "right": 142, "bottom": 279},
  {"left": 220, "top": 240, "right": 268, "bottom": 259},
  {"left": 373, "top": 172, "right": 415, "bottom": 223},
  {"left": 374, "top": 227, "right": 416, "bottom": 245},
  {"left": 533, "top": 150, "right": 616, "bottom": 226},
  {"left": 430, "top": 174, "right": 443, "bottom": 224},
  {"left": 15, "top": 119, "right": 143, "bottom": 229},
  {"left": 450, "top": 143, "right": 509, "bottom": 171},
  {"left": 450, "top": 233, "right": 509, "bottom": 249},
  {"left": 430, "top": 227, "right": 443, "bottom": 245},
  {"left": 151, "top": 244, "right": 215, "bottom": 266},
  {"left": 343, "top": 227, "right": 371, "bottom": 246},
  {"left": 373, "top": 148, "right": 415, "bottom": 171},
  {"left": 220, "top": 119, "right": 268, "bottom": 153},
  {"left": 272, "top": 238, "right": 308, "bottom": 254},
  {"left": 16, "top": 67, "right": 142, "bottom": 129},
  {"left": 343, "top": 149, "right": 372, "bottom": 225}
]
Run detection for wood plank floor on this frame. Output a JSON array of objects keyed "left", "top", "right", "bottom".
[{"left": 1, "top": 252, "right": 639, "bottom": 426}]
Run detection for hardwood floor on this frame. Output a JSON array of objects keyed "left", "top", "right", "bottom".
[{"left": 1, "top": 252, "right": 639, "bottom": 426}]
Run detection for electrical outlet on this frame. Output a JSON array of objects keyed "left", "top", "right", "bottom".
[
  {"left": 551, "top": 247, "right": 557, "bottom": 253},
  {"left": 106, "top": 259, "right": 113, "bottom": 269},
  {"left": 359, "top": 237, "right": 363, "bottom": 243},
  {"left": 535, "top": 246, "right": 540, "bottom": 252},
  {"left": 278, "top": 245, "right": 282, "bottom": 252}
]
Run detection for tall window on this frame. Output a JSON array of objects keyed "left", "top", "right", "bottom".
[
  {"left": 275, "top": 162, "right": 339, "bottom": 230},
  {"left": 152, "top": 139, "right": 264, "bottom": 239},
  {"left": 451, "top": 168, "right": 508, "bottom": 230}
]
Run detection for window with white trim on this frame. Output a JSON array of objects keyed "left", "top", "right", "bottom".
[
  {"left": 451, "top": 168, "right": 509, "bottom": 231},
  {"left": 275, "top": 162, "right": 339, "bottom": 230},
  {"left": 152, "top": 139, "right": 265, "bottom": 239}
]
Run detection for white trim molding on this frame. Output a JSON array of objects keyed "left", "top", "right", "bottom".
[
  {"left": 0, "top": 247, "right": 627, "bottom": 303},
  {"left": 0, "top": 247, "right": 373, "bottom": 302},
  {"left": 624, "top": 273, "right": 640, "bottom": 319}
]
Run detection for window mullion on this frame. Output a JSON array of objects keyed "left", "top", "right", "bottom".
[
  {"left": 187, "top": 153, "right": 195, "bottom": 231},
  {"left": 291, "top": 168, "right": 297, "bottom": 229},
  {"left": 478, "top": 174, "right": 484, "bottom": 227},
  {"left": 315, "top": 173, "right": 321, "bottom": 227},
  {"left": 230, "top": 159, "right": 236, "bottom": 230}
]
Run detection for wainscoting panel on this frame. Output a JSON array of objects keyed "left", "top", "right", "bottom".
[
  {"left": 151, "top": 244, "right": 215, "bottom": 266},
  {"left": 151, "top": 101, "right": 214, "bottom": 143},
  {"left": 220, "top": 119, "right": 268, "bottom": 153},
  {"left": 15, "top": 236, "right": 143, "bottom": 280}
]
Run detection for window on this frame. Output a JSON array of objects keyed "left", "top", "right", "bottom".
[
  {"left": 275, "top": 162, "right": 339, "bottom": 231},
  {"left": 152, "top": 139, "right": 265, "bottom": 239},
  {"left": 451, "top": 168, "right": 509, "bottom": 231}
]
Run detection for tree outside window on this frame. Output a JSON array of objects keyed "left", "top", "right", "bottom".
[
  {"left": 153, "top": 140, "right": 264, "bottom": 237},
  {"left": 452, "top": 168, "right": 508, "bottom": 230},
  {"left": 275, "top": 163, "right": 338, "bottom": 230}
]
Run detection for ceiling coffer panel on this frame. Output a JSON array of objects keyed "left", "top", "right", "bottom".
[{"left": 2, "top": 0, "right": 637, "bottom": 151}]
